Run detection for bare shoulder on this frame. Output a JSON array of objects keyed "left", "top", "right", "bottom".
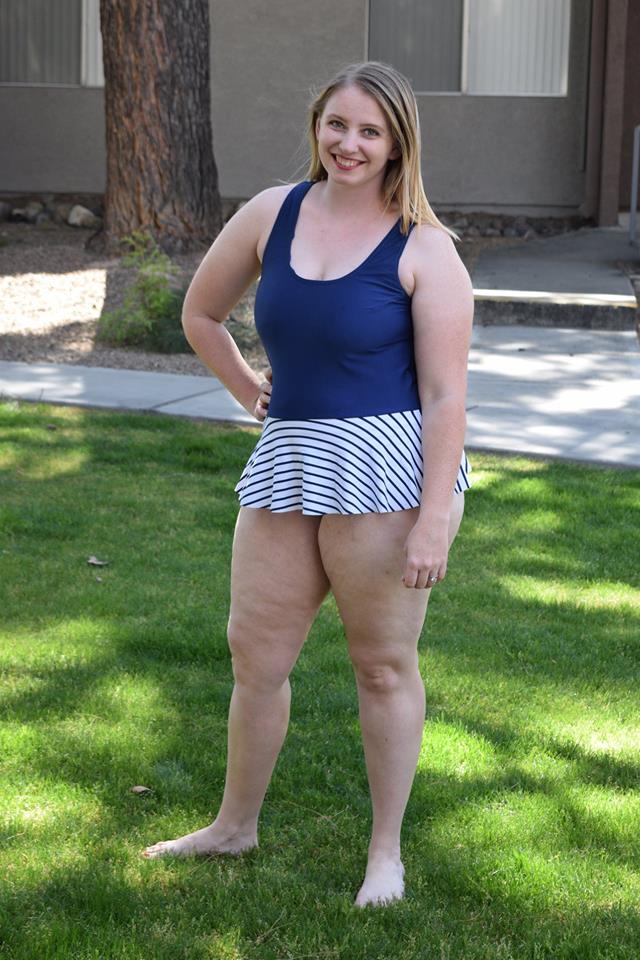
[
  {"left": 252, "top": 182, "right": 298, "bottom": 210},
  {"left": 226, "top": 182, "right": 294, "bottom": 232},
  {"left": 412, "top": 223, "right": 468, "bottom": 275},
  {"left": 250, "top": 183, "right": 299, "bottom": 262},
  {"left": 196, "top": 182, "right": 298, "bottom": 273},
  {"left": 182, "top": 183, "right": 299, "bottom": 325},
  {"left": 407, "top": 224, "right": 474, "bottom": 335},
  {"left": 401, "top": 223, "right": 471, "bottom": 298}
]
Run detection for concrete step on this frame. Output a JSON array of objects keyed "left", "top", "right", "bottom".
[
  {"left": 470, "top": 225, "right": 639, "bottom": 330},
  {"left": 473, "top": 289, "right": 637, "bottom": 330}
]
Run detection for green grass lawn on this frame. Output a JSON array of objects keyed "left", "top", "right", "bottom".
[{"left": 1, "top": 399, "right": 639, "bottom": 960}]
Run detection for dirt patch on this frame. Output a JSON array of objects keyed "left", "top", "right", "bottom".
[
  {"left": 0, "top": 220, "right": 270, "bottom": 375},
  {"left": 0, "top": 219, "right": 516, "bottom": 375}
]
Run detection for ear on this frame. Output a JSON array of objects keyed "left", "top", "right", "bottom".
[
  {"left": 389, "top": 142, "right": 401, "bottom": 161},
  {"left": 315, "top": 117, "right": 321, "bottom": 138}
]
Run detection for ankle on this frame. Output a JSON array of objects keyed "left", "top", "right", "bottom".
[
  {"left": 212, "top": 815, "right": 258, "bottom": 839},
  {"left": 367, "top": 842, "right": 402, "bottom": 863}
]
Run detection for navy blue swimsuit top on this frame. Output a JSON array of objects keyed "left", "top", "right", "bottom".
[{"left": 254, "top": 180, "right": 421, "bottom": 420}]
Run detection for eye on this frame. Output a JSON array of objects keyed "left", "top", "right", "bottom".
[
  {"left": 364, "top": 128, "right": 379, "bottom": 136},
  {"left": 328, "top": 119, "right": 344, "bottom": 128}
]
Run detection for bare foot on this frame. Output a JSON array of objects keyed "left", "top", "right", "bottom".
[
  {"left": 354, "top": 853, "right": 405, "bottom": 907},
  {"left": 141, "top": 821, "right": 258, "bottom": 860}
]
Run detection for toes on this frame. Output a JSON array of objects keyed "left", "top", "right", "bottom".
[
  {"left": 142, "top": 841, "right": 169, "bottom": 858},
  {"left": 355, "top": 890, "right": 403, "bottom": 908}
]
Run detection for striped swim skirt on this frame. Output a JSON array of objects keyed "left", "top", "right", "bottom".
[{"left": 234, "top": 408, "right": 473, "bottom": 516}]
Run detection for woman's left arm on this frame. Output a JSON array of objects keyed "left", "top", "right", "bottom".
[{"left": 402, "top": 225, "right": 474, "bottom": 588}]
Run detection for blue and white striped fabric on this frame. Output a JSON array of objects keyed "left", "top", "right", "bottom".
[{"left": 234, "top": 408, "right": 472, "bottom": 516}]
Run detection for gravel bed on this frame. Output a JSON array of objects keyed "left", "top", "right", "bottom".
[
  {"left": 0, "top": 220, "right": 270, "bottom": 376},
  {"left": 0, "top": 219, "right": 513, "bottom": 376}
]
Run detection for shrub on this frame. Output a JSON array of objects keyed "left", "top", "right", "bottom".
[{"left": 96, "top": 230, "right": 192, "bottom": 353}]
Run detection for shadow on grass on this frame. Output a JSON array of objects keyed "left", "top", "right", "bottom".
[{"left": 1, "top": 401, "right": 640, "bottom": 958}]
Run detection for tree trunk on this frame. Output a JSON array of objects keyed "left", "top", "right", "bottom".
[{"left": 97, "top": 0, "right": 222, "bottom": 256}]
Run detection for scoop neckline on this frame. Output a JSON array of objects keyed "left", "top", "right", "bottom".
[{"left": 288, "top": 181, "right": 402, "bottom": 284}]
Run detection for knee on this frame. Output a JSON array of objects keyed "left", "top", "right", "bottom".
[
  {"left": 227, "top": 617, "right": 298, "bottom": 693},
  {"left": 351, "top": 652, "right": 418, "bottom": 695}
]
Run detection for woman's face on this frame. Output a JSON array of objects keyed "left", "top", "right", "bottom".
[{"left": 315, "top": 83, "right": 400, "bottom": 186}]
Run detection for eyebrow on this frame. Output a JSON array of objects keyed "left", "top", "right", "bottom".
[{"left": 325, "top": 113, "right": 384, "bottom": 131}]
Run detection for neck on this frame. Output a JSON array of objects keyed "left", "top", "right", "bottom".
[{"left": 316, "top": 176, "right": 390, "bottom": 220}]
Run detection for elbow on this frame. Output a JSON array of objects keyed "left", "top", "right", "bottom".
[
  {"left": 181, "top": 307, "right": 197, "bottom": 335},
  {"left": 181, "top": 310, "right": 220, "bottom": 336},
  {"left": 421, "top": 395, "right": 467, "bottom": 429},
  {"left": 180, "top": 309, "right": 196, "bottom": 345},
  {"left": 421, "top": 391, "right": 467, "bottom": 412}
]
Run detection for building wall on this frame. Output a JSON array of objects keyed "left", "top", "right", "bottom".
[
  {"left": 0, "top": 85, "right": 104, "bottom": 194},
  {"left": 414, "top": 0, "right": 591, "bottom": 213},
  {"left": 209, "top": 0, "right": 367, "bottom": 198},
  {"left": 0, "top": 0, "right": 593, "bottom": 216},
  {"left": 212, "top": 0, "right": 591, "bottom": 214},
  {"left": 619, "top": 0, "right": 640, "bottom": 208}
]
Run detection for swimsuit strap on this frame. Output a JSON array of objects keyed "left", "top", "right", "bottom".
[{"left": 261, "top": 181, "right": 313, "bottom": 269}]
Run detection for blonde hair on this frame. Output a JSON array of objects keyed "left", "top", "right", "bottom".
[{"left": 304, "top": 60, "right": 459, "bottom": 242}]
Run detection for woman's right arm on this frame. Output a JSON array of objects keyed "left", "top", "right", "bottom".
[{"left": 181, "top": 188, "right": 282, "bottom": 418}]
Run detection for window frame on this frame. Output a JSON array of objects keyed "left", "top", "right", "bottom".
[
  {"left": 0, "top": 0, "right": 104, "bottom": 89},
  {"left": 366, "top": 0, "right": 571, "bottom": 98}
]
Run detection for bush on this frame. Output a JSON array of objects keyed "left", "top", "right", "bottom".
[{"left": 96, "top": 230, "right": 192, "bottom": 353}]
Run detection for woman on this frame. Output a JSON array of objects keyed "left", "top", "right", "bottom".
[{"left": 142, "top": 60, "right": 474, "bottom": 908}]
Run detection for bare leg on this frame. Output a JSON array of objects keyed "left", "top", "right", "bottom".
[
  {"left": 142, "top": 506, "right": 330, "bottom": 859},
  {"left": 318, "top": 492, "right": 465, "bottom": 904}
]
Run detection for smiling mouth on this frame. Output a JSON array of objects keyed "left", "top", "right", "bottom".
[{"left": 333, "top": 155, "right": 364, "bottom": 169}]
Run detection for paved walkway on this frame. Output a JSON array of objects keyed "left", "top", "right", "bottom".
[
  {"left": 472, "top": 225, "right": 638, "bottom": 327},
  {"left": 473, "top": 225, "right": 637, "bottom": 297},
  {"left": 2, "top": 324, "right": 638, "bottom": 468}
]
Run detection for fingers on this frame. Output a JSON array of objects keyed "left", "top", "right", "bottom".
[
  {"left": 401, "top": 564, "right": 444, "bottom": 590},
  {"left": 253, "top": 371, "right": 272, "bottom": 421},
  {"left": 254, "top": 393, "right": 269, "bottom": 420},
  {"left": 401, "top": 524, "right": 449, "bottom": 589}
]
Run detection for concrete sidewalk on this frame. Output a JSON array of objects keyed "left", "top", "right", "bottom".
[
  {"left": 2, "top": 324, "right": 638, "bottom": 469},
  {"left": 471, "top": 226, "right": 638, "bottom": 328}
]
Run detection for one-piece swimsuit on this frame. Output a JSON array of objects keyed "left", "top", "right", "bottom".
[{"left": 234, "top": 180, "right": 473, "bottom": 515}]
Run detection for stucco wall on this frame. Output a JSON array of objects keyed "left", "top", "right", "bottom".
[
  {"left": 211, "top": 0, "right": 591, "bottom": 213},
  {"left": 415, "top": 0, "right": 591, "bottom": 213},
  {"left": 0, "top": 85, "right": 105, "bottom": 194},
  {"left": 619, "top": 0, "right": 640, "bottom": 206},
  {"left": 0, "top": 0, "right": 592, "bottom": 215},
  {"left": 209, "top": 0, "right": 367, "bottom": 197}
]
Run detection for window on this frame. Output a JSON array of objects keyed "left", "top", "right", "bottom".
[
  {"left": 0, "top": 0, "right": 104, "bottom": 87},
  {"left": 369, "top": 0, "right": 571, "bottom": 96}
]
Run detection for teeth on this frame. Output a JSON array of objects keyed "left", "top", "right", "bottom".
[{"left": 335, "top": 156, "right": 360, "bottom": 168}]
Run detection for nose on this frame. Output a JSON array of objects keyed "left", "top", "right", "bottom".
[{"left": 339, "top": 130, "right": 360, "bottom": 155}]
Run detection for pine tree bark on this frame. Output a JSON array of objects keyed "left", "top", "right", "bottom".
[{"left": 97, "top": 0, "right": 222, "bottom": 255}]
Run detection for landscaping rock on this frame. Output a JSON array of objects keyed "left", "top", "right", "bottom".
[
  {"left": 12, "top": 201, "right": 45, "bottom": 223},
  {"left": 24, "top": 201, "right": 45, "bottom": 222},
  {"left": 0, "top": 189, "right": 596, "bottom": 240},
  {"left": 68, "top": 204, "right": 102, "bottom": 229},
  {"left": 52, "top": 203, "right": 74, "bottom": 225}
]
